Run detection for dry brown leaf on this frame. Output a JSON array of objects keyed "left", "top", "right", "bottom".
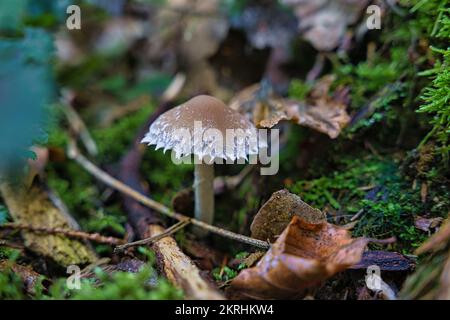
[
  {"left": 250, "top": 189, "right": 326, "bottom": 242},
  {"left": 0, "top": 181, "right": 97, "bottom": 267},
  {"left": 415, "top": 218, "right": 450, "bottom": 255},
  {"left": 229, "top": 76, "right": 350, "bottom": 138},
  {"left": 281, "top": 0, "right": 369, "bottom": 51},
  {"left": 414, "top": 216, "right": 443, "bottom": 233},
  {"left": 228, "top": 216, "right": 369, "bottom": 299}
]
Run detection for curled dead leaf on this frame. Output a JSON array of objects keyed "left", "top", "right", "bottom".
[
  {"left": 229, "top": 76, "right": 350, "bottom": 138},
  {"left": 228, "top": 216, "right": 369, "bottom": 299}
]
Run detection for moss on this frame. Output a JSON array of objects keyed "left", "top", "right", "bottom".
[
  {"left": 288, "top": 79, "right": 312, "bottom": 100},
  {"left": 91, "top": 106, "right": 154, "bottom": 163},
  {"left": 141, "top": 151, "right": 193, "bottom": 206},
  {"left": 212, "top": 266, "right": 238, "bottom": 282},
  {"left": 0, "top": 249, "right": 183, "bottom": 300},
  {"left": 288, "top": 156, "right": 436, "bottom": 252},
  {"left": 66, "top": 266, "right": 183, "bottom": 300},
  {"left": 0, "top": 268, "right": 28, "bottom": 299}
]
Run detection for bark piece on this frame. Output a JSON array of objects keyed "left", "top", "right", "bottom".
[
  {"left": 250, "top": 189, "right": 326, "bottom": 242},
  {"left": 350, "top": 250, "right": 415, "bottom": 271}
]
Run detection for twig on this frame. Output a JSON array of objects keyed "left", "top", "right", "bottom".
[
  {"left": 306, "top": 53, "right": 325, "bottom": 83},
  {"left": 61, "top": 90, "right": 98, "bottom": 156},
  {"left": 367, "top": 236, "right": 397, "bottom": 245},
  {"left": 0, "top": 239, "right": 24, "bottom": 250},
  {"left": 0, "top": 222, "right": 125, "bottom": 246},
  {"left": 115, "top": 220, "right": 190, "bottom": 252},
  {"left": 68, "top": 145, "right": 271, "bottom": 250},
  {"left": 161, "top": 73, "right": 186, "bottom": 103},
  {"left": 350, "top": 209, "right": 365, "bottom": 222}
]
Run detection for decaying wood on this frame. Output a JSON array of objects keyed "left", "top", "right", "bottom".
[
  {"left": 0, "top": 181, "right": 97, "bottom": 267},
  {"left": 350, "top": 250, "right": 415, "bottom": 272},
  {"left": 147, "top": 224, "right": 223, "bottom": 299}
]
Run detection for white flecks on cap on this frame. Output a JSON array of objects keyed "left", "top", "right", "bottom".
[{"left": 141, "top": 95, "right": 266, "bottom": 163}]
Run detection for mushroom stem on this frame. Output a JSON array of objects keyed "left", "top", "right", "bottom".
[{"left": 194, "top": 162, "right": 215, "bottom": 234}]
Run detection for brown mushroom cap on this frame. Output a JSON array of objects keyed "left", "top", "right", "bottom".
[{"left": 142, "top": 95, "right": 262, "bottom": 161}]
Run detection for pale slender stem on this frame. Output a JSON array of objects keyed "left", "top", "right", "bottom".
[{"left": 194, "top": 163, "right": 214, "bottom": 236}]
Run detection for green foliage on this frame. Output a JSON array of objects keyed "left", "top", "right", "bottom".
[
  {"left": 0, "top": 0, "right": 28, "bottom": 32},
  {"left": 418, "top": 47, "right": 450, "bottom": 159},
  {"left": 66, "top": 266, "right": 182, "bottom": 300},
  {"left": 0, "top": 251, "right": 28, "bottom": 299},
  {"left": 289, "top": 156, "right": 431, "bottom": 252},
  {"left": 0, "top": 205, "right": 9, "bottom": 224},
  {"left": 49, "top": 248, "right": 183, "bottom": 300},
  {"left": 47, "top": 161, "right": 98, "bottom": 214},
  {"left": 0, "top": 268, "right": 27, "bottom": 299},
  {"left": 346, "top": 83, "right": 406, "bottom": 135},
  {"left": 411, "top": 0, "right": 450, "bottom": 160},
  {"left": 92, "top": 106, "right": 154, "bottom": 163},
  {"left": 1, "top": 248, "right": 182, "bottom": 300},
  {"left": 288, "top": 79, "right": 312, "bottom": 100},
  {"left": 289, "top": 157, "right": 392, "bottom": 210},
  {"left": 84, "top": 207, "right": 126, "bottom": 236},
  {"left": 212, "top": 266, "right": 238, "bottom": 282},
  {"left": 0, "top": 28, "right": 55, "bottom": 176},
  {"left": 222, "top": 0, "right": 249, "bottom": 17}
]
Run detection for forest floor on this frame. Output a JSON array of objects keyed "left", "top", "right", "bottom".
[{"left": 0, "top": 0, "right": 449, "bottom": 300}]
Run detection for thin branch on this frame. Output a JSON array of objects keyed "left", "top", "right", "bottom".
[
  {"left": 0, "top": 222, "right": 125, "bottom": 246},
  {"left": 0, "top": 239, "right": 24, "bottom": 250},
  {"left": 68, "top": 144, "right": 271, "bottom": 250},
  {"left": 61, "top": 91, "right": 98, "bottom": 156},
  {"left": 115, "top": 220, "right": 190, "bottom": 252}
]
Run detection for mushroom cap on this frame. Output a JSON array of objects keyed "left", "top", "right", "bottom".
[{"left": 142, "top": 95, "right": 262, "bottom": 162}]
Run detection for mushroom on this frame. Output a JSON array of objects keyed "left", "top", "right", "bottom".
[{"left": 141, "top": 95, "right": 260, "bottom": 234}]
